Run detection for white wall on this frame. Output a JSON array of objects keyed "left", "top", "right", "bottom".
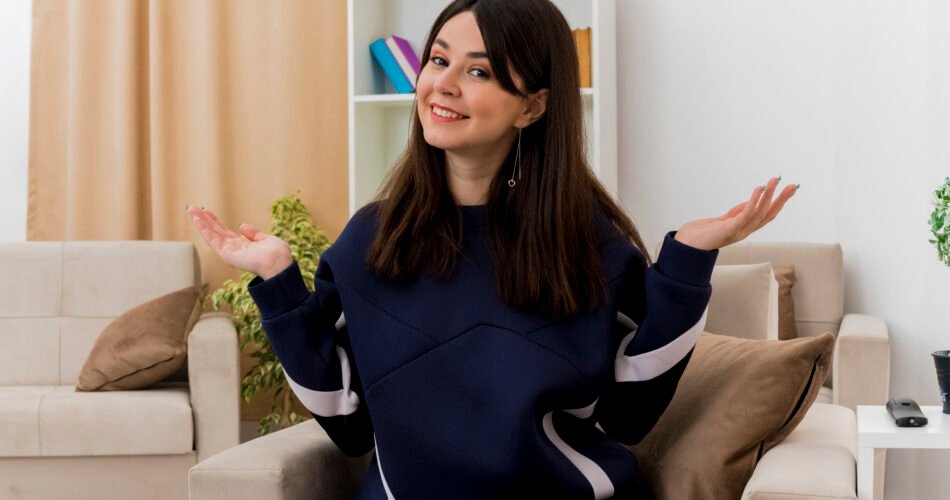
[
  {"left": 617, "top": 1, "right": 950, "bottom": 498},
  {"left": 0, "top": 0, "right": 30, "bottom": 242}
]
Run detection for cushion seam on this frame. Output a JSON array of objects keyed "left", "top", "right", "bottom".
[
  {"left": 87, "top": 355, "right": 179, "bottom": 390},
  {"left": 36, "top": 388, "right": 49, "bottom": 455}
]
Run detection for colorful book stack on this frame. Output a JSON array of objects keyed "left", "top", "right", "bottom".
[
  {"left": 370, "top": 35, "right": 421, "bottom": 94},
  {"left": 572, "top": 27, "right": 592, "bottom": 88}
]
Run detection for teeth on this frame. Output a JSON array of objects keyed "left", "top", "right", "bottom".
[{"left": 432, "top": 106, "right": 464, "bottom": 119}]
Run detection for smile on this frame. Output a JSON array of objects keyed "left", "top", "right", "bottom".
[{"left": 430, "top": 105, "right": 469, "bottom": 122}]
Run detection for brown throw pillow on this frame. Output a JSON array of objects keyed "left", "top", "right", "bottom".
[
  {"left": 628, "top": 330, "right": 835, "bottom": 500},
  {"left": 773, "top": 264, "right": 799, "bottom": 341},
  {"left": 76, "top": 283, "right": 208, "bottom": 391}
]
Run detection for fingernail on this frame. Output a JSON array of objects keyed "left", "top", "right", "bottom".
[
  {"left": 777, "top": 175, "right": 782, "bottom": 182},
  {"left": 184, "top": 203, "right": 189, "bottom": 211},
  {"left": 201, "top": 206, "right": 205, "bottom": 210},
  {"left": 795, "top": 183, "right": 800, "bottom": 190},
  {"left": 761, "top": 184, "right": 766, "bottom": 190}
]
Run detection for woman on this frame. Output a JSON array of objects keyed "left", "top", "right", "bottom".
[{"left": 187, "top": 0, "right": 797, "bottom": 498}]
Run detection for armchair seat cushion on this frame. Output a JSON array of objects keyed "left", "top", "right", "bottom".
[
  {"left": 0, "top": 381, "right": 193, "bottom": 457},
  {"left": 741, "top": 403, "right": 856, "bottom": 499}
]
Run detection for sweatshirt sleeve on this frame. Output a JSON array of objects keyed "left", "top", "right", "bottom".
[
  {"left": 246, "top": 256, "right": 374, "bottom": 457},
  {"left": 594, "top": 230, "right": 718, "bottom": 446}
]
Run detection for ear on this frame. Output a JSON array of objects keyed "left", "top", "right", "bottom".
[{"left": 514, "top": 88, "right": 549, "bottom": 128}]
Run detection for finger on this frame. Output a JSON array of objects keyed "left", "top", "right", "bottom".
[
  {"left": 191, "top": 216, "right": 225, "bottom": 253},
  {"left": 755, "top": 184, "right": 797, "bottom": 229},
  {"left": 737, "top": 184, "right": 765, "bottom": 227},
  {"left": 753, "top": 177, "right": 779, "bottom": 223},
  {"left": 201, "top": 208, "right": 241, "bottom": 239},
  {"left": 185, "top": 204, "right": 218, "bottom": 228},
  {"left": 190, "top": 207, "right": 238, "bottom": 242},
  {"left": 186, "top": 205, "right": 223, "bottom": 236}
]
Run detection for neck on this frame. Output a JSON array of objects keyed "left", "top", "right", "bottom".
[{"left": 444, "top": 135, "right": 516, "bottom": 205}]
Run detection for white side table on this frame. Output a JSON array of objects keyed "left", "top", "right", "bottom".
[{"left": 856, "top": 405, "right": 949, "bottom": 500}]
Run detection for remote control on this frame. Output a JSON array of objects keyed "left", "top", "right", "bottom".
[{"left": 886, "top": 397, "right": 928, "bottom": 427}]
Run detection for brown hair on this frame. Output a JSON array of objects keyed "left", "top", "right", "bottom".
[{"left": 363, "top": 0, "right": 653, "bottom": 321}]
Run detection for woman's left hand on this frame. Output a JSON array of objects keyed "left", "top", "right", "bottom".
[{"left": 674, "top": 176, "right": 798, "bottom": 251}]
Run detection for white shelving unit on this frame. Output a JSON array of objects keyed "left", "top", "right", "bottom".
[{"left": 347, "top": 0, "right": 617, "bottom": 216}]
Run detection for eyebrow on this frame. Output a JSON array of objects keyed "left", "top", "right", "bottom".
[{"left": 433, "top": 38, "right": 489, "bottom": 60}]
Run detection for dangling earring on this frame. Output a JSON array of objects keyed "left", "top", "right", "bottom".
[{"left": 508, "top": 128, "right": 522, "bottom": 188}]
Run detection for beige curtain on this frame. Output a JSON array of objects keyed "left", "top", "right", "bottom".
[{"left": 28, "top": 0, "right": 349, "bottom": 421}]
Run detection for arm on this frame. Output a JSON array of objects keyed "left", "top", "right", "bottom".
[
  {"left": 833, "top": 313, "right": 891, "bottom": 411},
  {"left": 594, "top": 230, "right": 718, "bottom": 445},
  {"left": 187, "top": 312, "right": 241, "bottom": 463},
  {"left": 247, "top": 256, "right": 374, "bottom": 457}
]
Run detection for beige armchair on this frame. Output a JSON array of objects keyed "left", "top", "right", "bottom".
[
  {"left": 189, "top": 239, "right": 890, "bottom": 500},
  {"left": 0, "top": 241, "right": 241, "bottom": 500},
  {"left": 711, "top": 240, "right": 891, "bottom": 500}
]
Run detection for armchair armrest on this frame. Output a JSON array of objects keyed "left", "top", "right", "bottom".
[
  {"left": 833, "top": 313, "right": 891, "bottom": 412},
  {"left": 188, "top": 419, "right": 374, "bottom": 500},
  {"left": 188, "top": 312, "right": 242, "bottom": 462}
]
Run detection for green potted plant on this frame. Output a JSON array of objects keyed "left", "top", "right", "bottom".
[
  {"left": 929, "top": 177, "right": 950, "bottom": 413},
  {"left": 207, "top": 191, "right": 333, "bottom": 436},
  {"left": 930, "top": 177, "right": 950, "bottom": 267}
]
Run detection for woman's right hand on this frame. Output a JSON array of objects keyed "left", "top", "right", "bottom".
[{"left": 186, "top": 204, "right": 293, "bottom": 280}]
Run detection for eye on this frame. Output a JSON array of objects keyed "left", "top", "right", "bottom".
[{"left": 429, "top": 56, "right": 491, "bottom": 80}]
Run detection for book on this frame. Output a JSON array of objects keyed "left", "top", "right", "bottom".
[
  {"left": 370, "top": 37, "right": 413, "bottom": 94},
  {"left": 573, "top": 27, "right": 592, "bottom": 88},
  {"left": 385, "top": 35, "right": 421, "bottom": 90}
]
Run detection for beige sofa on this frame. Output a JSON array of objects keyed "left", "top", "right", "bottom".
[
  {"left": 0, "top": 241, "right": 241, "bottom": 500},
  {"left": 189, "top": 239, "right": 890, "bottom": 500}
]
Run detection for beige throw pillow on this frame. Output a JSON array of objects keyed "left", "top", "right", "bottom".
[
  {"left": 76, "top": 283, "right": 208, "bottom": 391},
  {"left": 628, "top": 331, "right": 835, "bottom": 500},
  {"left": 707, "top": 263, "right": 779, "bottom": 341}
]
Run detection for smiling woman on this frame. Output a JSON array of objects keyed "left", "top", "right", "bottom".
[{"left": 190, "top": 0, "right": 791, "bottom": 498}]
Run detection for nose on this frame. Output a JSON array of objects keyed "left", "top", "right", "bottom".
[{"left": 433, "top": 67, "right": 460, "bottom": 96}]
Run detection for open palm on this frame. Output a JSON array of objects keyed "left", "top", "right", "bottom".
[
  {"left": 675, "top": 176, "right": 798, "bottom": 251},
  {"left": 186, "top": 204, "right": 292, "bottom": 279}
]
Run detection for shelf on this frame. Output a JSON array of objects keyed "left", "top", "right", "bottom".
[{"left": 354, "top": 88, "right": 595, "bottom": 105}]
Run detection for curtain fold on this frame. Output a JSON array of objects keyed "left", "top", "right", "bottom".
[{"left": 29, "top": 0, "right": 349, "bottom": 422}]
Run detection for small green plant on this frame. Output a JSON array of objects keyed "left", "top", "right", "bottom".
[
  {"left": 207, "top": 191, "right": 332, "bottom": 436},
  {"left": 929, "top": 177, "right": 950, "bottom": 267}
]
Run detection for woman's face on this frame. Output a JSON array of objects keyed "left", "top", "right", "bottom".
[{"left": 416, "top": 11, "right": 534, "bottom": 155}]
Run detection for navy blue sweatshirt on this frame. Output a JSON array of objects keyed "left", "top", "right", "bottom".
[{"left": 247, "top": 202, "right": 718, "bottom": 499}]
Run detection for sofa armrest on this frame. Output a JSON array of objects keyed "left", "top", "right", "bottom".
[
  {"left": 189, "top": 312, "right": 242, "bottom": 462},
  {"left": 188, "top": 419, "right": 374, "bottom": 500},
  {"left": 833, "top": 313, "right": 891, "bottom": 412}
]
